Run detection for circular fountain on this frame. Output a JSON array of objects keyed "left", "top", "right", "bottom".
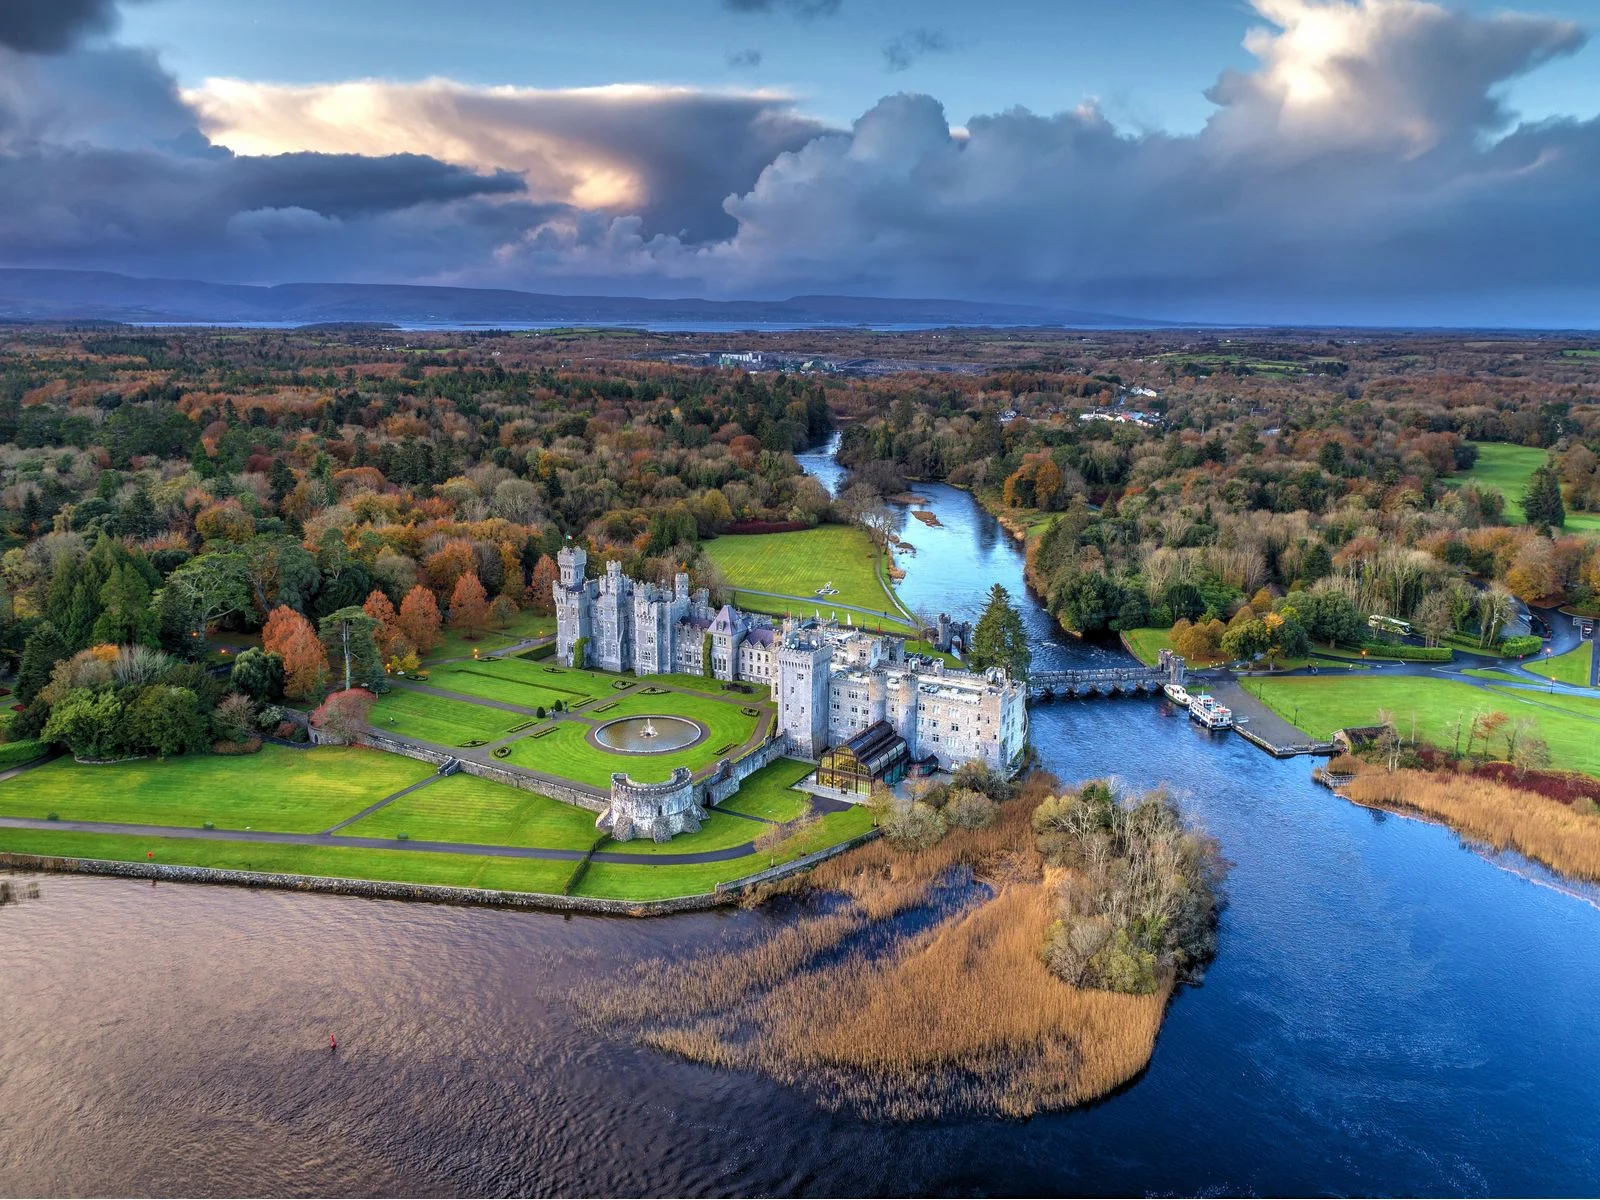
[{"left": 591, "top": 714, "right": 705, "bottom": 754}]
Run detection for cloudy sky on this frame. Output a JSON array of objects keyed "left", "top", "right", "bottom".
[{"left": 3, "top": 0, "right": 1599, "bottom": 325}]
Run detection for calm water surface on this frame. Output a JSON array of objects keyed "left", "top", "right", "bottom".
[{"left": 3, "top": 440, "right": 1599, "bottom": 1196}]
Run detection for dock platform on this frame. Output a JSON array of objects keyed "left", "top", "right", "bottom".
[{"left": 1195, "top": 677, "right": 1336, "bottom": 758}]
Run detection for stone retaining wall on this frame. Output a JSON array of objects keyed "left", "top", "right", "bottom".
[
  {"left": 701, "top": 734, "right": 791, "bottom": 806},
  {"left": 1, "top": 828, "right": 881, "bottom": 916}
]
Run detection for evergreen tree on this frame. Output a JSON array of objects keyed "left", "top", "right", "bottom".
[
  {"left": 969, "top": 583, "right": 1032, "bottom": 681},
  {"left": 1522, "top": 462, "right": 1566, "bottom": 532},
  {"left": 92, "top": 564, "right": 158, "bottom": 647},
  {"left": 16, "top": 623, "right": 68, "bottom": 706},
  {"left": 318, "top": 607, "right": 384, "bottom": 692}
]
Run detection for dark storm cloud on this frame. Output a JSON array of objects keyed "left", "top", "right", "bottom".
[
  {"left": 882, "top": 28, "right": 951, "bottom": 72},
  {"left": 0, "top": 0, "right": 135, "bottom": 53}
]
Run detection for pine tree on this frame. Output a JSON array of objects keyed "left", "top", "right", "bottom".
[
  {"left": 1522, "top": 462, "right": 1566, "bottom": 532},
  {"left": 968, "top": 583, "right": 1032, "bottom": 681},
  {"left": 16, "top": 622, "right": 69, "bottom": 706}
]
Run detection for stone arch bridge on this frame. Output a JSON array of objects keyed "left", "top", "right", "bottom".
[{"left": 1027, "top": 650, "right": 1186, "bottom": 703}]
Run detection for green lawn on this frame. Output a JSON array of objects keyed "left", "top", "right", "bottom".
[
  {"left": 422, "top": 658, "right": 615, "bottom": 710},
  {"left": 1526, "top": 642, "right": 1594, "bottom": 687},
  {"left": 604, "top": 809, "right": 762, "bottom": 856},
  {"left": 1243, "top": 675, "right": 1600, "bottom": 774},
  {"left": 336, "top": 773, "right": 600, "bottom": 850},
  {"left": 423, "top": 610, "right": 555, "bottom": 664},
  {"left": 703, "top": 525, "right": 913, "bottom": 628},
  {"left": 0, "top": 746, "right": 431, "bottom": 832},
  {"left": 715, "top": 758, "right": 814, "bottom": 822},
  {"left": 1122, "top": 627, "right": 1173, "bottom": 666},
  {"left": 1450, "top": 443, "right": 1600, "bottom": 532},
  {"left": 0, "top": 827, "right": 576, "bottom": 893},
  {"left": 505, "top": 687, "right": 765, "bottom": 786},
  {"left": 369, "top": 687, "right": 520, "bottom": 746}
]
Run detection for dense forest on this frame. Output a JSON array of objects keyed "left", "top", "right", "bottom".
[{"left": 1, "top": 324, "right": 1597, "bottom": 759}]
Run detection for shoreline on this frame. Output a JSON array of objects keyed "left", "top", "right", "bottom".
[{"left": 0, "top": 830, "right": 879, "bottom": 916}]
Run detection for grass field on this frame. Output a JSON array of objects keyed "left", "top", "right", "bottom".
[
  {"left": 1243, "top": 675, "right": 1600, "bottom": 774},
  {"left": 578, "top": 806, "right": 874, "bottom": 899},
  {"left": 337, "top": 773, "right": 600, "bottom": 849},
  {"left": 505, "top": 688, "right": 765, "bottom": 786},
  {"left": 369, "top": 687, "right": 520, "bottom": 746},
  {"left": 703, "top": 525, "right": 912, "bottom": 628},
  {"left": 423, "top": 610, "right": 554, "bottom": 664},
  {"left": 423, "top": 658, "right": 616, "bottom": 710},
  {"left": 0, "top": 826, "right": 579, "bottom": 893},
  {"left": 0, "top": 746, "right": 430, "bottom": 832},
  {"left": 715, "top": 757, "right": 814, "bottom": 822},
  {"left": 1451, "top": 443, "right": 1600, "bottom": 532},
  {"left": 1526, "top": 642, "right": 1594, "bottom": 687}
]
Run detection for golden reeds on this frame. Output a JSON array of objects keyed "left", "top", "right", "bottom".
[
  {"left": 582, "top": 787, "right": 1173, "bottom": 1120},
  {"left": 1342, "top": 768, "right": 1600, "bottom": 881}
]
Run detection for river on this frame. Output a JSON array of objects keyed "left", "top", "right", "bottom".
[{"left": 3, "top": 439, "right": 1599, "bottom": 1196}]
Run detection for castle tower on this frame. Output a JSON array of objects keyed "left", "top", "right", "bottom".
[
  {"left": 558, "top": 544, "right": 586, "bottom": 590},
  {"left": 776, "top": 635, "right": 831, "bottom": 759}
]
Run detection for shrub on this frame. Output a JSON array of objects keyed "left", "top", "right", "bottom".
[
  {"left": 883, "top": 801, "right": 947, "bottom": 849},
  {"left": 309, "top": 688, "right": 376, "bottom": 745},
  {"left": 945, "top": 788, "right": 999, "bottom": 829},
  {"left": 211, "top": 737, "right": 263, "bottom": 755},
  {"left": 1499, "top": 635, "right": 1543, "bottom": 658},
  {"left": 1359, "top": 642, "right": 1452, "bottom": 662},
  {"left": 535, "top": 705, "right": 547, "bottom": 719}
]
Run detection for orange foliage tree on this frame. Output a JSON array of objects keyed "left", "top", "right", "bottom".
[
  {"left": 362, "top": 589, "right": 406, "bottom": 658},
  {"left": 397, "top": 585, "right": 443, "bottom": 654},
  {"left": 262, "top": 605, "right": 330, "bottom": 699},
  {"left": 528, "top": 554, "right": 560, "bottom": 614},
  {"left": 449, "top": 571, "right": 490, "bottom": 640}
]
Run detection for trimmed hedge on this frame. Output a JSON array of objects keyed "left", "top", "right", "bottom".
[
  {"left": 0, "top": 739, "right": 48, "bottom": 768},
  {"left": 1359, "top": 642, "right": 1453, "bottom": 662},
  {"left": 1499, "top": 635, "right": 1543, "bottom": 657}
]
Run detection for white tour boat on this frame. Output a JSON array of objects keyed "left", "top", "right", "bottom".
[
  {"left": 1163, "top": 681, "right": 1191, "bottom": 706},
  {"left": 1188, "top": 693, "right": 1234, "bottom": 730}
]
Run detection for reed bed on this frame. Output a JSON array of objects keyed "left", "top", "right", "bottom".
[
  {"left": 582, "top": 784, "right": 1173, "bottom": 1119},
  {"left": 1342, "top": 768, "right": 1600, "bottom": 881}
]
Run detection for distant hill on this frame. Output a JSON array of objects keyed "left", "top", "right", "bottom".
[{"left": 0, "top": 268, "right": 1159, "bottom": 329}]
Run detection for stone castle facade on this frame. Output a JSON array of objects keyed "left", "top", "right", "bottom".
[{"left": 554, "top": 546, "right": 1026, "bottom": 775}]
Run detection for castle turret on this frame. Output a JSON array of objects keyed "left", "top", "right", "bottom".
[
  {"left": 558, "top": 544, "right": 587, "bottom": 590},
  {"left": 776, "top": 633, "right": 831, "bottom": 758}
]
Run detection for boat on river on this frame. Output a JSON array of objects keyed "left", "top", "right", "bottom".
[
  {"left": 1188, "top": 693, "right": 1234, "bottom": 730},
  {"left": 1164, "top": 681, "right": 1191, "bottom": 706}
]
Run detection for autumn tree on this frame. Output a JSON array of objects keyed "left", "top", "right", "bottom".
[
  {"left": 398, "top": 585, "right": 443, "bottom": 654},
  {"left": 362, "top": 588, "right": 405, "bottom": 658},
  {"left": 449, "top": 571, "right": 490, "bottom": 640},
  {"left": 262, "top": 605, "right": 330, "bottom": 699},
  {"left": 528, "top": 554, "right": 560, "bottom": 615},
  {"left": 310, "top": 687, "right": 375, "bottom": 745}
]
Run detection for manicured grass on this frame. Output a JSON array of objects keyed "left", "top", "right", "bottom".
[
  {"left": 506, "top": 688, "right": 765, "bottom": 786},
  {"left": 370, "top": 687, "right": 519, "bottom": 746},
  {"left": 604, "top": 810, "right": 761, "bottom": 856},
  {"left": 0, "top": 746, "right": 431, "bottom": 832},
  {"left": 1122, "top": 627, "right": 1173, "bottom": 666},
  {"left": 716, "top": 758, "right": 814, "bottom": 822},
  {"left": 577, "top": 805, "right": 876, "bottom": 898},
  {"left": 1526, "top": 642, "right": 1594, "bottom": 687},
  {"left": 1450, "top": 443, "right": 1600, "bottom": 532},
  {"left": 704, "top": 525, "right": 912, "bottom": 625},
  {"left": 336, "top": 773, "right": 600, "bottom": 850},
  {"left": 0, "top": 827, "right": 575, "bottom": 893},
  {"left": 423, "top": 611, "right": 555, "bottom": 664},
  {"left": 1243, "top": 675, "right": 1600, "bottom": 774},
  {"left": 423, "top": 658, "right": 611, "bottom": 710}
]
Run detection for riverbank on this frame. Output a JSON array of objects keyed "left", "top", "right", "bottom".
[{"left": 1337, "top": 767, "right": 1600, "bottom": 883}]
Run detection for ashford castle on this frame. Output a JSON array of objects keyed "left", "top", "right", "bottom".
[{"left": 553, "top": 546, "right": 1027, "bottom": 776}]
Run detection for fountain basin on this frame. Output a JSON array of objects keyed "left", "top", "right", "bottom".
[{"left": 589, "top": 715, "right": 706, "bottom": 754}]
